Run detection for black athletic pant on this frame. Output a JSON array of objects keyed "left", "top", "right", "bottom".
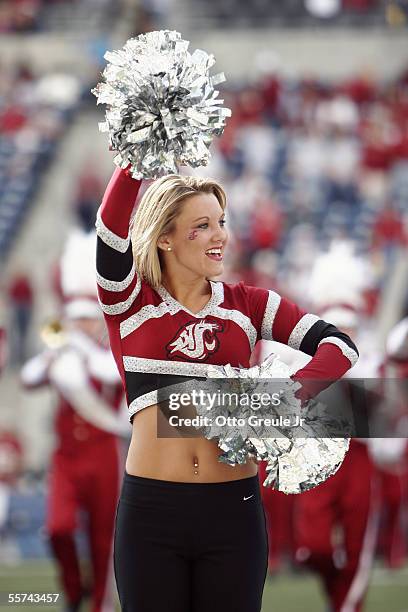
[{"left": 114, "top": 472, "right": 268, "bottom": 612}]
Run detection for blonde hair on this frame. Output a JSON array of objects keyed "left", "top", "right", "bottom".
[{"left": 131, "top": 175, "right": 226, "bottom": 288}]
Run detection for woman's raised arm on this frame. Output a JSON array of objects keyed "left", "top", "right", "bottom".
[{"left": 95, "top": 168, "right": 142, "bottom": 316}]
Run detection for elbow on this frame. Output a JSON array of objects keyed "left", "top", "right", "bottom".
[{"left": 298, "top": 320, "right": 359, "bottom": 368}]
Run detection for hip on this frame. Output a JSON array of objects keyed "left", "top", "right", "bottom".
[{"left": 117, "top": 471, "right": 265, "bottom": 526}]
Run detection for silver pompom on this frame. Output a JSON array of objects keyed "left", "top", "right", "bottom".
[
  {"left": 92, "top": 30, "right": 231, "bottom": 179},
  {"left": 203, "top": 354, "right": 350, "bottom": 494}
]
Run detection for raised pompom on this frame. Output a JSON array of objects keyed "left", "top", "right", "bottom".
[{"left": 92, "top": 30, "right": 231, "bottom": 179}]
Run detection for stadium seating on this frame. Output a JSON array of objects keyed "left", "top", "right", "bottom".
[
  {"left": 191, "top": 0, "right": 387, "bottom": 29},
  {"left": 0, "top": 0, "right": 122, "bottom": 33},
  {"left": 0, "top": 66, "right": 80, "bottom": 259}
]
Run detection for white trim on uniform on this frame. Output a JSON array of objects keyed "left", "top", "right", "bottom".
[
  {"left": 261, "top": 290, "right": 281, "bottom": 341},
  {"left": 120, "top": 302, "right": 169, "bottom": 338},
  {"left": 128, "top": 379, "right": 200, "bottom": 420},
  {"left": 120, "top": 281, "right": 256, "bottom": 349},
  {"left": 318, "top": 337, "right": 359, "bottom": 367},
  {"left": 96, "top": 262, "right": 136, "bottom": 292},
  {"left": 98, "top": 276, "right": 141, "bottom": 316},
  {"left": 212, "top": 306, "right": 257, "bottom": 351},
  {"left": 156, "top": 280, "right": 224, "bottom": 317},
  {"left": 95, "top": 208, "right": 130, "bottom": 253},
  {"left": 123, "top": 356, "right": 210, "bottom": 378},
  {"left": 288, "top": 314, "right": 320, "bottom": 350}
]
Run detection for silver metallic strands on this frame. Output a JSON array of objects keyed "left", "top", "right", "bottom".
[
  {"left": 200, "top": 353, "right": 350, "bottom": 494},
  {"left": 92, "top": 30, "right": 231, "bottom": 179}
]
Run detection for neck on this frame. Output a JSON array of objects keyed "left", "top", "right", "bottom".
[{"left": 161, "top": 273, "right": 210, "bottom": 304}]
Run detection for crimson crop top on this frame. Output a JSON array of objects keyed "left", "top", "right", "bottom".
[{"left": 95, "top": 168, "right": 359, "bottom": 421}]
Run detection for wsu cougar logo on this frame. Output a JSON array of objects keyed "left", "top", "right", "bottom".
[{"left": 166, "top": 320, "right": 223, "bottom": 361}]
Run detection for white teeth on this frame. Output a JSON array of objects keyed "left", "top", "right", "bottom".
[{"left": 206, "top": 248, "right": 221, "bottom": 255}]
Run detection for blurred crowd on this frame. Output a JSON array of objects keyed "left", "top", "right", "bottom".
[
  {"left": 0, "top": 0, "right": 43, "bottom": 32},
  {"left": 206, "top": 67, "right": 408, "bottom": 315},
  {"left": 191, "top": 0, "right": 408, "bottom": 28},
  {"left": 0, "top": 0, "right": 120, "bottom": 33},
  {"left": 0, "top": 62, "right": 81, "bottom": 258},
  {"left": 3, "top": 0, "right": 405, "bottom": 34}
]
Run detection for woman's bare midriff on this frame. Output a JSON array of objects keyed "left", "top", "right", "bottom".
[{"left": 126, "top": 403, "right": 258, "bottom": 482}]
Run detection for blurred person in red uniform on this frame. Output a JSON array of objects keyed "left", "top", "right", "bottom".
[
  {"left": 371, "top": 316, "right": 408, "bottom": 569},
  {"left": 294, "top": 306, "right": 379, "bottom": 612},
  {"left": 255, "top": 307, "right": 376, "bottom": 587},
  {"left": 258, "top": 460, "right": 296, "bottom": 575},
  {"left": 7, "top": 271, "right": 33, "bottom": 365},
  {"left": 254, "top": 241, "right": 370, "bottom": 580},
  {"left": 293, "top": 242, "right": 380, "bottom": 612},
  {"left": 21, "top": 230, "right": 127, "bottom": 612},
  {"left": 370, "top": 437, "right": 407, "bottom": 569}
]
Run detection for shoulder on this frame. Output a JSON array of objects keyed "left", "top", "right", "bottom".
[
  {"left": 216, "top": 280, "right": 248, "bottom": 305},
  {"left": 216, "top": 280, "right": 279, "bottom": 322},
  {"left": 219, "top": 280, "right": 278, "bottom": 303}
]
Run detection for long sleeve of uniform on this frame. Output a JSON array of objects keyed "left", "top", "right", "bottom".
[
  {"left": 21, "top": 351, "right": 54, "bottom": 388},
  {"left": 95, "top": 168, "right": 142, "bottom": 316},
  {"left": 247, "top": 285, "right": 359, "bottom": 390},
  {"left": 48, "top": 350, "right": 128, "bottom": 436}
]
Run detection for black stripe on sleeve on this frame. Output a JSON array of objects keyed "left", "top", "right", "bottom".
[
  {"left": 299, "top": 320, "right": 359, "bottom": 357},
  {"left": 96, "top": 237, "right": 134, "bottom": 282}
]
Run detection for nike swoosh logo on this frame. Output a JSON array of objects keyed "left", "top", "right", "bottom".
[{"left": 243, "top": 495, "right": 254, "bottom": 501}]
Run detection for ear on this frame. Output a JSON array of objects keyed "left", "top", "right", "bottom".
[{"left": 157, "top": 233, "right": 172, "bottom": 252}]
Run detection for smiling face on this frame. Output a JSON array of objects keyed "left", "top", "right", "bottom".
[{"left": 159, "top": 192, "right": 228, "bottom": 281}]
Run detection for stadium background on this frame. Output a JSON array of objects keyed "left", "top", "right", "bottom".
[{"left": 0, "top": 0, "right": 408, "bottom": 610}]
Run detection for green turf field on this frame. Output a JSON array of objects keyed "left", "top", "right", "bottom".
[{"left": 0, "top": 561, "right": 407, "bottom": 611}]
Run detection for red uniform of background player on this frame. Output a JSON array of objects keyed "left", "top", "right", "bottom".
[
  {"left": 21, "top": 230, "right": 128, "bottom": 612},
  {"left": 283, "top": 243, "right": 380, "bottom": 612},
  {"left": 373, "top": 316, "right": 408, "bottom": 569}
]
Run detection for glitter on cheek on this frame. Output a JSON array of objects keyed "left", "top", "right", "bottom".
[{"left": 188, "top": 230, "right": 198, "bottom": 240}]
